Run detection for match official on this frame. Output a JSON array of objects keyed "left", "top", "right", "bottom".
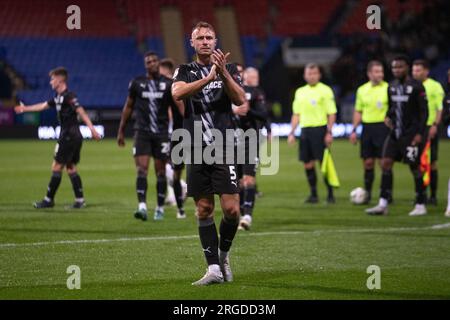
[
  {"left": 412, "top": 59, "right": 445, "bottom": 205},
  {"left": 288, "top": 63, "right": 337, "bottom": 204},
  {"left": 349, "top": 60, "right": 389, "bottom": 204}
]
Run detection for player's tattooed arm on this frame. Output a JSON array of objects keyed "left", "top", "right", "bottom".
[
  {"left": 117, "top": 96, "right": 135, "bottom": 147},
  {"left": 172, "top": 65, "right": 217, "bottom": 101},
  {"left": 211, "top": 49, "right": 245, "bottom": 106},
  {"left": 76, "top": 107, "right": 101, "bottom": 141},
  {"left": 14, "top": 102, "right": 49, "bottom": 113}
]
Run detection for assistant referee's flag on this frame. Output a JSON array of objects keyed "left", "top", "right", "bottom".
[
  {"left": 420, "top": 140, "right": 431, "bottom": 187},
  {"left": 321, "top": 148, "right": 340, "bottom": 188}
]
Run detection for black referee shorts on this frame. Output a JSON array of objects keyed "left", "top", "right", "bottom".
[
  {"left": 299, "top": 126, "right": 327, "bottom": 163},
  {"left": 186, "top": 163, "right": 239, "bottom": 197},
  {"left": 54, "top": 136, "right": 82, "bottom": 165},
  {"left": 360, "top": 122, "right": 390, "bottom": 159}
]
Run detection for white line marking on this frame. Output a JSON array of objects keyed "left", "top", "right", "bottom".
[{"left": 0, "top": 223, "right": 449, "bottom": 249}]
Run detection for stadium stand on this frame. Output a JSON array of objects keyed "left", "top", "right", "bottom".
[
  {"left": 0, "top": 0, "right": 448, "bottom": 123},
  {"left": 273, "top": 0, "right": 342, "bottom": 36}
]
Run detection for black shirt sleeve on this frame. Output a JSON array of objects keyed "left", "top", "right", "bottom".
[
  {"left": 66, "top": 92, "right": 81, "bottom": 110},
  {"left": 415, "top": 82, "right": 428, "bottom": 135},
  {"left": 226, "top": 63, "right": 243, "bottom": 87},
  {"left": 386, "top": 84, "right": 394, "bottom": 120},
  {"left": 248, "top": 88, "right": 268, "bottom": 121},
  {"left": 443, "top": 91, "right": 450, "bottom": 126},
  {"left": 128, "top": 79, "right": 138, "bottom": 99},
  {"left": 173, "top": 65, "right": 189, "bottom": 83},
  {"left": 47, "top": 98, "right": 56, "bottom": 108}
]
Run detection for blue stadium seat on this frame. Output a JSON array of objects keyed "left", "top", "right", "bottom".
[{"left": 2, "top": 37, "right": 156, "bottom": 108}]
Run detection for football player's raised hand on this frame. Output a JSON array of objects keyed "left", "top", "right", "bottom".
[
  {"left": 212, "top": 49, "right": 230, "bottom": 75},
  {"left": 207, "top": 64, "right": 217, "bottom": 81}
]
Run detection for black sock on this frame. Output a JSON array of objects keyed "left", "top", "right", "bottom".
[
  {"left": 136, "top": 175, "right": 147, "bottom": 203},
  {"left": 305, "top": 168, "right": 317, "bottom": 197},
  {"left": 46, "top": 171, "right": 62, "bottom": 200},
  {"left": 198, "top": 219, "right": 219, "bottom": 265},
  {"left": 239, "top": 189, "right": 245, "bottom": 209},
  {"left": 411, "top": 166, "right": 425, "bottom": 204},
  {"left": 69, "top": 173, "right": 83, "bottom": 199},
  {"left": 243, "top": 185, "right": 256, "bottom": 216},
  {"left": 430, "top": 169, "right": 438, "bottom": 198},
  {"left": 364, "top": 168, "right": 375, "bottom": 195},
  {"left": 156, "top": 175, "right": 167, "bottom": 207},
  {"left": 219, "top": 216, "right": 239, "bottom": 252},
  {"left": 380, "top": 169, "right": 393, "bottom": 200},
  {"left": 172, "top": 178, "right": 184, "bottom": 210},
  {"left": 324, "top": 178, "right": 334, "bottom": 198}
]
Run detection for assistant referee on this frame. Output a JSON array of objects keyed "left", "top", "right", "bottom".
[
  {"left": 349, "top": 60, "right": 389, "bottom": 204},
  {"left": 288, "top": 63, "right": 337, "bottom": 204},
  {"left": 412, "top": 59, "right": 445, "bottom": 205}
]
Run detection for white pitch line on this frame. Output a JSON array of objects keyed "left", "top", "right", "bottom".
[{"left": 0, "top": 223, "right": 449, "bottom": 249}]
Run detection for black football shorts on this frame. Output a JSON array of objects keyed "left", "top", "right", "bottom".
[{"left": 133, "top": 131, "right": 169, "bottom": 160}]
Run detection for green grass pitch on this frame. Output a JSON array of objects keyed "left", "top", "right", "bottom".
[{"left": 0, "top": 138, "right": 449, "bottom": 299}]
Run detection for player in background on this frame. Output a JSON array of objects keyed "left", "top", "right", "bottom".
[
  {"left": 366, "top": 55, "right": 428, "bottom": 216},
  {"left": 237, "top": 67, "right": 268, "bottom": 231},
  {"left": 117, "top": 51, "right": 176, "bottom": 221},
  {"left": 159, "top": 58, "right": 188, "bottom": 218},
  {"left": 172, "top": 21, "right": 246, "bottom": 285},
  {"left": 14, "top": 67, "right": 101, "bottom": 209},
  {"left": 444, "top": 68, "right": 450, "bottom": 217},
  {"left": 412, "top": 59, "right": 445, "bottom": 205},
  {"left": 349, "top": 61, "right": 389, "bottom": 204},
  {"left": 288, "top": 63, "right": 337, "bottom": 204}
]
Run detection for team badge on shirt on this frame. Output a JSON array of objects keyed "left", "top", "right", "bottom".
[
  {"left": 376, "top": 100, "right": 382, "bottom": 109},
  {"left": 406, "top": 86, "right": 413, "bottom": 94}
]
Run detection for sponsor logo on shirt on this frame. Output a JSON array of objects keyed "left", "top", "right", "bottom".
[
  {"left": 142, "top": 92, "right": 164, "bottom": 99},
  {"left": 204, "top": 81, "right": 223, "bottom": 90}
]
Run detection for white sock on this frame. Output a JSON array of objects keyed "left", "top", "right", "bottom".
[
  {"left": 156, "top": 206, "right": 164, "bottom": 212},
  {"left": 208, "top": 264, "right": 221, "bottom": 274},
  {"left": 44, "top": 196, "right": 52, "bottom": 202},
  {"left": 75, "top": 197, "right": 84, "bottom": 203},
  {"left": 138, "top": 202, "right": 147, "bottom": 211},
  {"left": 379, "top": 198, "right": 388, "bottom": 207},
  {"left": 165, "top": 163, "right": 174, "bottom": 186}
]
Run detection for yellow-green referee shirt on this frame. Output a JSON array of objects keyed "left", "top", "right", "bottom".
[
  {"left": 292, "top": 82, "right": 337, "bottom": 128},
  {"left": 355, "top": 80, "right": 389, "bottom": 123},
  {"left": 423, "top": 78, "right": 445, "bottom": 126}
]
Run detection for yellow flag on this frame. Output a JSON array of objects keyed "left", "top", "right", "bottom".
[{"left": 321, "top": 148, "right": 340, "bottom": 188}]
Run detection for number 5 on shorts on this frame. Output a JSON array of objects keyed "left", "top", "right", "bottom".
[{"left": 229, "top": 165, "right": 237, "bottom": 181}]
